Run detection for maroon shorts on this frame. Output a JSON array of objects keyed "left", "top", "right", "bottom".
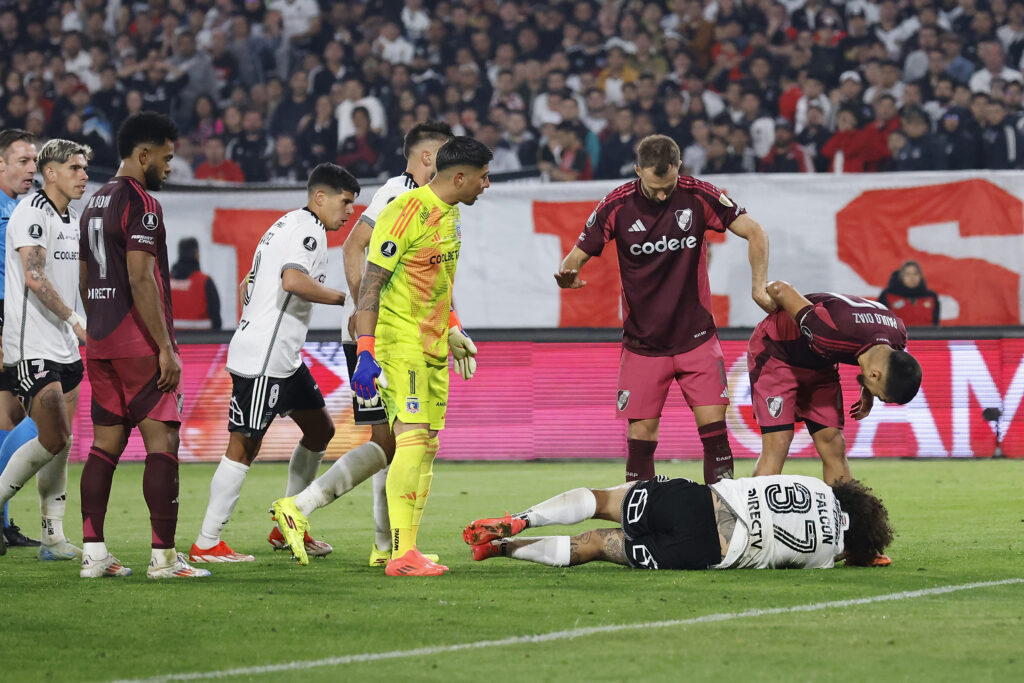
[
  {"left": 747, "top": 319, "right": 843, "bottom": 430},
  {"left": 88, "top": 356, "right": 184, "bottom": 427},
  {"left": 616, "top": 338, "right": 729, "bottom": 420}
]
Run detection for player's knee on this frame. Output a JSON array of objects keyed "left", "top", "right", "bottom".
[{"left": 39, "top": 432, "right": 69, "bottom": 456}]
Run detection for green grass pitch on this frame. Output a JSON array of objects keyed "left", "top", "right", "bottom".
[{"left": 2, "top": 459, "right": 1022, "bottom": 682}]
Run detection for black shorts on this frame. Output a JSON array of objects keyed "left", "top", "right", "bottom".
[
  {"left": 620, "top": 476, "right": 721, "bottom": 570},
  {"left": 7, "top": 359, "right": 84, "bottom": 408},
  {"left": 342, "top": 340, "right": 387, "bottom": 426},
  {"left": 228, "top": 363, "right": 325, "bottom": 439}
]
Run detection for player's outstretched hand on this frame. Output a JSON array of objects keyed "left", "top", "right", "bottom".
[
  {"left": 449, "top": 328, "right": 478, "bottom": 380},
  {"left": 352, "top": 347, "right": 386, "bottom": 407},
  {"left": 554, "top": 269, "right": 586, "bottom": 289},
  {"left": 849, "top": 386, "right": 874, "bottom": 421},
  {"left": 157, "top": 347, "right": 182, "bottom": 392},
  {"left": 752, "top": 286, "right": 778, "bottom": 313}
]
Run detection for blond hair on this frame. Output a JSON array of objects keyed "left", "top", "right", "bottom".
[{"left": 37, "top": 138, "right": 93, "bottom": 171}]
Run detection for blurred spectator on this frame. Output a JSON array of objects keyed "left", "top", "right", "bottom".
[
  {"left": 822, "top": 107, "right": 890, "bottom": 173},
  {"left": 970, "top": 39, "right": 1024, "bottom": 94},
  {"left": 890, "top": 107, "right": 947, "bottom": 170},
  {"left": 797, "top": 104, "right": 834, "bottom": 172},
  {"left": 759, "top": 119, "right": 812, "bottom": 173},
  {"left": 169, "top": 137, "right": 197, "bottom": 181},
  {"left": 682, "top": 117, "right": 711, "bottom": 176},
  {"left": 297, "top": 94, "right": 338, "bottom": 166},
  {"left": 737, "top": 89, "right": 776, "bottom": 159},
  {"left": 169, "top": 31, "right": 216, "bottom": 125},
  {"left": 795, "top": 74, "right": 831, "bottom": 135},
  {"left": 226, "top": 109, "right": 273, "bottom": 181},
  {"left": 336, "top": 106, "right": 383, "bottom": 178},
  {"left": 190, "top": 94, "right": 224, "bottom": 147},
  {"left": 878, "top": 261, "right": 940, "bottom": 327},
  {"left": 268, "top": 134, "right": 306, "bottom": 183},
  {"left": 598, "top": 46, "right": 639, "bottom": 106},
  {"left": 938, "top": 108, "right": 982, "bottom": 169},
  {"left": 981, "top": 98, "right": 1024, "bottom": 168},
  {"left": 940, "top": 32, "right": 977, "bottom": 84},
  {"left": 195, "top": 135, "right": 245, "bottom": 183},
  {"left": 374, "top": 21, "right": 414, "bottom": 65},
  {"left": 704, "top": 135, "right": 744, "bottom": 174},
  {"left": 270, "top": 69, "right": 312, "bottom": 137},
  {"left": 495, "top": 110, "right": 539, "bottom": 171},
  {"left": 171, "top": 237, "right": 222, "bottom": 331},
  {"left": 540, "top": 121, "right": 593, "bottom": 181},
  {"left": 335, "top": 77, "right": 386, "bottom": 145}
]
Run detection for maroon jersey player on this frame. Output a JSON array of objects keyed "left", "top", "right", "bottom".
[
  {"left": 77, "top": 112, "right": 208, "bottom": 579},
  {"left": 748, "top": 281, "right": 922, "bottom": 486},
  {"left": 555, "top": 135, "right": 773, "bottom": 484}
]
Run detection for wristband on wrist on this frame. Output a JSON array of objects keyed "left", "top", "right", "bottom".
[
  {"left": 356, "top": 334, "right": 376, "bottom": 355},
  {"left": 449, "top": 309, "right": 462, "bottom": 332},
  {"left": 66, "top": 311, "right": 86, "bottom": 329}
]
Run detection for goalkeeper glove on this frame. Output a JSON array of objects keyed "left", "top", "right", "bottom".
[
  {"left": 448, "top": 310, "right": 477, "bottom": 381},
  {"left": 351, "top": 335, "right": 388, "bottom": 407}
]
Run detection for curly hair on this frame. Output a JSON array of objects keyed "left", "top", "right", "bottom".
[{"left": 831, "top": 479, "right": 894, "bottom": 559}]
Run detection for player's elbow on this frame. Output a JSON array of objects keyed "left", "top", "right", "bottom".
[{"left": 766, "top": 280, "right": 790, "bottom": 300}]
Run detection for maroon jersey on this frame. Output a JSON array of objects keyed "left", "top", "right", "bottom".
[
  {"left": 767, "top": 292, "right": 908, "bottom": 369},
  {"left": 79, "top": 176, "right": 176, "bottom": 359},
  {"left": 576, "top": 176, "right": 745, "bottom": 355}
]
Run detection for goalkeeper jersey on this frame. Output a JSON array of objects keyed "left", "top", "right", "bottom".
[{"left": 367, "top": 184, "right": 461, "bottom": 364}]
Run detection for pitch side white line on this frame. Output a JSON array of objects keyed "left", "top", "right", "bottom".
[{"left": 118, "top": 578, "right": 1023, "bottom": 683}]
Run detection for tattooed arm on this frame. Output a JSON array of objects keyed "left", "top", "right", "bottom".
[
  {"left": 569, "top": 528, "right": 628, "bottom": 566},
  {"left": 21, "top": 246, "right": 85, "bottom": 342},
  {"left": 711, "top": 490, "right": 736, "bottom": 561},
  {"left": 354, "top": 262, "right": 393, "bottom": 337}
]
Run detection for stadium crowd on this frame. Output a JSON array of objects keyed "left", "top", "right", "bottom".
[{"left": 3, "top": 0, "right": 1024, "bottom": 182}]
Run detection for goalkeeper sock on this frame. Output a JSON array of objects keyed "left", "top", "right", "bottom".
[
  {"left": 699, "top": 420, "right": 733, "bottom": 484},
  {"left": 521, "top": 488, "right": 597, "bottom": 528},
  {"left": 195, "top": 455, "right": 248, "bottom": 549},
  {"left": 37, "top": 437, "right": 71, "bottom": 544},
  {"left": 410, "top": 436, "right": 439, "bottom": 540},
  {"left": 294, "top": 442, "right": 387, "bottom": 516},
  {"left": 501, "top": 536, "right": 571, "bottom": 567},
  {"left": 286, "top": 442, "right": 325, "bottom": 496},
  {"left": 386, "top": 429, "right": 428, "bottom": 556},
  {"left": 372, "top": 466, "right": 390, "bottom": 551},
  {"left": 625, "top": 438, "right": 657, "bottom": 481}
]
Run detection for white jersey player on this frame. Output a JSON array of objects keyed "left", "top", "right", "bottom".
[
  {"left": 189, "top": 164, "right": 358, "bottom": 563},
  {"left": 462, "top": 474, "right": 892, "bottom": 571},
  {"left": 0, "top": 139, "right": 91, "bottom": 562}
]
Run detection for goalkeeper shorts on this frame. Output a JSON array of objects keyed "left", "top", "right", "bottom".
[{"left": 379, "top": 357, "right": 449, "bottom": 431}]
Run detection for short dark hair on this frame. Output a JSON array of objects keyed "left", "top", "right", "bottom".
[
  {"left": 0, "top": 128, "right": 36, "bottom": 160},
  {"left": 885, "top": 350, "right": 922, "bottom": 405},
  {"left": 178, "top": 237, "right": 199, "bottom": 260},
  {"left": 831, "top": 479, "right": 893, "bottom": 560},
  {"left": 403, "top": 120, "right": 453, "bottom": 158},
  {"left": 307, "top": 162, "right": 360, "bottom": 195},
  {"left": 116, "top": 111, "right": 179, "bottom": 159},
  {"left": 434, "top": 136, "right": 492, "bottom": 172},
  {"left": 635, "top": 134, "right": 681, "bottom": 175}
]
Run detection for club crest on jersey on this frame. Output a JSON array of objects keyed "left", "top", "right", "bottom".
[
  {"left": 28, "top": 224, "right": 43, "bottom": 239},
  {"left": 719, "top": 193, "right": 734, "bottom": 208},
  {"left": 380, "top": 240, "right": 398, "bottom": 257},
  {"left": 617, "top": 389, "right": 630, "bottom": 411},
  {"left": 454, "top": 215, "right": 462, "bottom": 240},
  {"left": 675, "top": 208, "right": 693, "bottom": 232},
  {"left": 302, "top": 236, "right": 317, "bottom": 251},
  {"left": 586, "top": 210, "right": 597, "bottom": 227},
  {"left": 142, "top": 212, "right": 159, "bottom": 230},
  {"left": 766, "top": 396, "right": 783, "bottom": 419},
  {"left": 405, "top": 396, "right": 420, "bottom": 414}
]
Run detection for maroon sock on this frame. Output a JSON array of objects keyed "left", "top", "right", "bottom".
[
  {"left": 626, "top": 438, "right": 657, "bottom": 481},
  {"left": 143, "top": 451, "right": 179, "bottom": 549},
  {"left": 699, "top": 420, "right": 733, "bottom": 484},
  {"left": 81, "top": 446, "right": 120, "bottom": 543}
]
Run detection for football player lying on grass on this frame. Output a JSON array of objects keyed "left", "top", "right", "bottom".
[{"left": 464, "top": 473, "right": 892, "bottom": 570}]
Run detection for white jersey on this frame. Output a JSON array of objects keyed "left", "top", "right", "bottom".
[
  {"left": 711, "top": 475, "right": 847, "bottom": 570},
  {"left": 3, "top": 190, "right": 81, "bottom": 364},
  {"left": 227, "top": 208, "right": 328, "bottom": 378},
  {"left": 357, "top": 172, "right": 418, "bottom": 228}
]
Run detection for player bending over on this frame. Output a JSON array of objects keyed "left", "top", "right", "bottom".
[
  {"left": 0, "top": 139, "right": 90, "bottom": 562},
  {"left": 464, "top": 474, "right": 892, "bottom": 571},
  {"left": 189, "top": 163, "right": 359, "bottom": 563},
  {"left": 272, "top": 137, "right": 491, "bottom": 574},
  {"left": 78, "top": 112, "right": 206, "bottom": 578}
]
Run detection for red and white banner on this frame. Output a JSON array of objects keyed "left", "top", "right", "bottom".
[
  {"left": 141, "top": 170, "right": 1024, "bottom": 329},
  {"left": 69, "top": 338, "right": 1023, "bottom": 462}
]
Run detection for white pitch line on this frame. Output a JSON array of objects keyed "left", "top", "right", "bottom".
[{"left": 116, "top": 578, "right": 1023, "bottom": 683}]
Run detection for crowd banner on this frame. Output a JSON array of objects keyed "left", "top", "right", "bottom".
[
  {"left": 141, "top": 170, "right": 1024, "bottom": 330},
  {"left": 69, "top": 338, "right": 1022, "bottom": 462}
]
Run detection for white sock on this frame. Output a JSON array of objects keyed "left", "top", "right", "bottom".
[
  {"left": 38, "top": 437, "right": 71, "bottom": 545},
  {"left": 372, "top": 465, "right": 390, "bottom": 550},
  {"left": 0, "top": 437, "right": 55, "bottom": 506},
  {"left": 523, "top": 488, "right": 597, "bottom": 528},
  {"left": 505, "top": 536, "right": 571, "bottom": 567},
  {"left": 298, "top": 442, "right": 387, "bottom": 518},
  {"left": 286, "top": 442, "right": 325, "bottom": 496},
  {"left": 151, "top": 547, "right": 176, "bottom": 566},
  {"left": 83, "top": 541, "right": 108, "bottom": 559},
  {"left": 195, "top": 455, "right": 249, "bottom": 549}
]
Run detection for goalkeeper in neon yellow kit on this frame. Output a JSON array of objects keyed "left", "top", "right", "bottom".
[{"left": 350, "top": 137, "right": 491, "bottom": 576}]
